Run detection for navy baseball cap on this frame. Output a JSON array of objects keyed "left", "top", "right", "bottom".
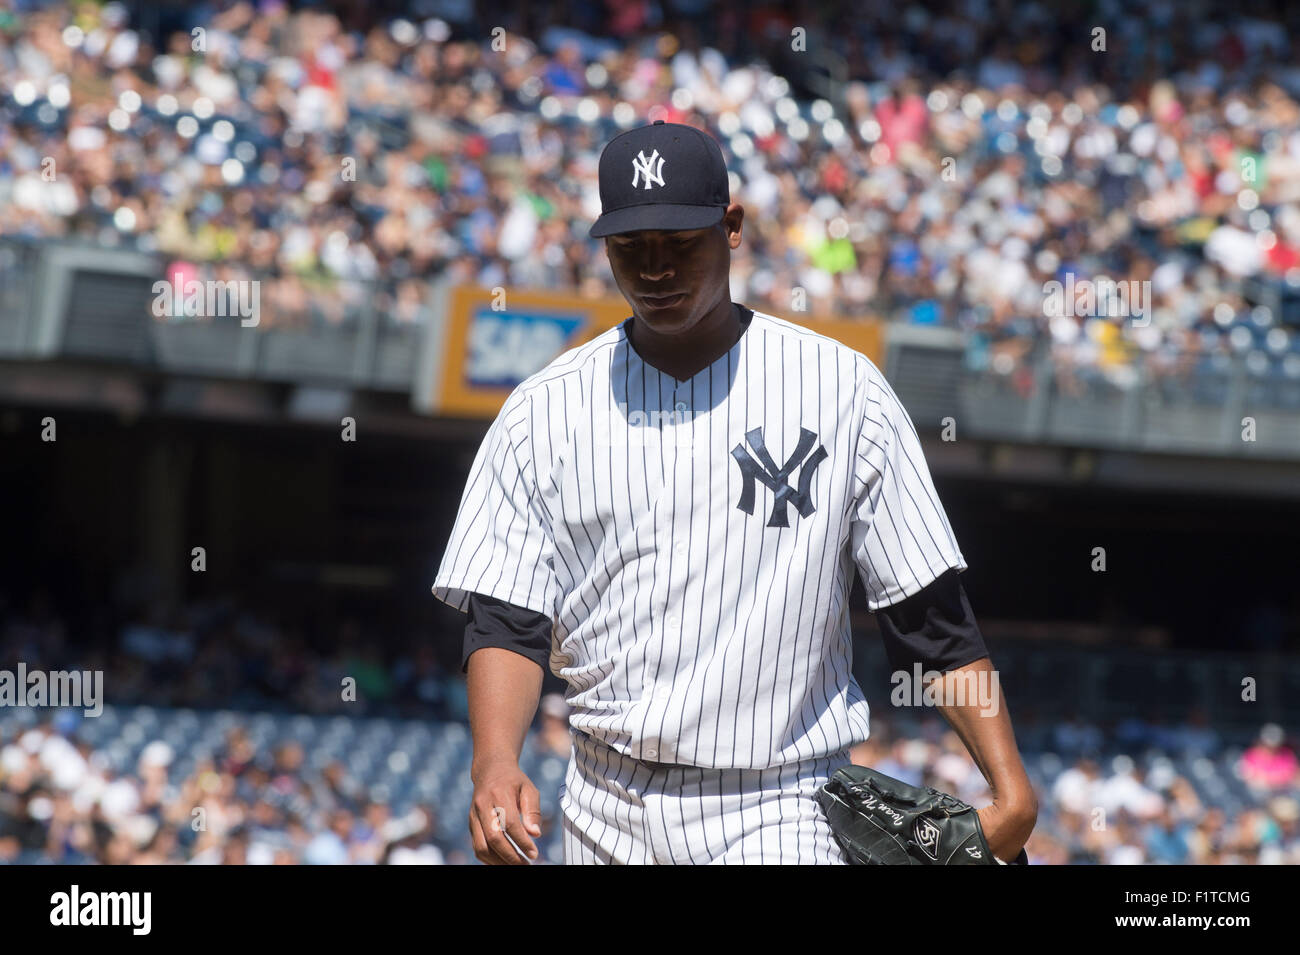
[{"left": 589, "top": 120, "right": 730, "bottom": 238}]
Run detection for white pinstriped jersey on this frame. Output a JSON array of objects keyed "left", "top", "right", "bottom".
[{"left": 433, "top": 308, "right": 966, "bottom": 770}]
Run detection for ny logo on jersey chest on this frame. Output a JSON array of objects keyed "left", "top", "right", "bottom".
[{"left": 731, "top": 427, "right": 828, "bottom": 527}]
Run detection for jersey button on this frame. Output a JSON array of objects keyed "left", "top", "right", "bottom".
[
  {"left": 674, "top": 400, "right": 688, "bottom": 415},
  {"left": 645, "top": 749, "right": 658, "bottom": 759}
]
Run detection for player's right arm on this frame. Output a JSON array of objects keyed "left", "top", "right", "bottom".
[
  {"left": 467, "top": 646, "right": 544, "bottom": 865},
  {"left": 430, "top": 386, "right": 561, "bottom": 865}
]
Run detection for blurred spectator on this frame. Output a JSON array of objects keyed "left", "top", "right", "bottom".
[
  {"left": 1238, "top": 723, "right": 1299, "bottom": 791},
  {"left": 1052, "top": 713, "right": 1104, "bottom": 758},
  {"left": 1145, "top": 807, "right": 1192, "bottom": 863},
  {"left": 538, "top": 693, "right": 571, "bottom": 758}
]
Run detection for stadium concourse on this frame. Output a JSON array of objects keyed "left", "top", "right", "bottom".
[{"left": 2, "top": 1, "right": 1300, "bottom": 865}]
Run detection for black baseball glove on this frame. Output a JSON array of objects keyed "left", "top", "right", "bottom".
[{"left": 816, "top": 764, "right": 1028, "bottom": 865}]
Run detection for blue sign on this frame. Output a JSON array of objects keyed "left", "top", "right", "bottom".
[{"left": 464, "top": 308, "right": 585, "bottom": 388}]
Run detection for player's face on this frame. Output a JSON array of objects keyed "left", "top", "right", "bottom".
[{"left": 605, "top": 205, "right": 743, "bottom": 335}]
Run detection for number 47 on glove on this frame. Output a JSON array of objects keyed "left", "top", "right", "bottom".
[{"left": 816, "top": 764, "right": 1029, "bottom": 865}]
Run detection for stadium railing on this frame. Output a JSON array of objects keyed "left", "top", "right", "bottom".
[
  {"left": 3, "top": 238, "right": 1299, "bottom": 460},
  {"left": 890, "top": 326, "right": 1300, "bottom": 461},
  {"left": 0, "top": 238, "right": 427, "bottom": 392}
]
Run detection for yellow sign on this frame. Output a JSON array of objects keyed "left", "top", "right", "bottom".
[{"left": 432, "top": 285, "right": 883, "bottom": 418}]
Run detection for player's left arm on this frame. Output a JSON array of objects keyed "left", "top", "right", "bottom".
[
  {"left": 932, "top": 658, "right": 1038, "bottom": 863},
  {"left": 854, "top": 371, "right": 1036, "bottom": 859},
  {"left": 876, "top": 571, "right": 1038, "bottom": 862}
]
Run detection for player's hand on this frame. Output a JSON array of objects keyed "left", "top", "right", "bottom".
[
  {"left": 469, "top": 757, "right": 543, "bottom": 865},
  {"left": 976, "top": 798, "right": 1035, "bottom": 862}
]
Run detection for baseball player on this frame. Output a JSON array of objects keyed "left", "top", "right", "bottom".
[{"left": 433, "top": 120, "right": 1037, "bottom": 864}]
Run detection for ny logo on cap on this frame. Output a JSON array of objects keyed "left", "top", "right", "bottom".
[
  {"left": 731, "top": 427, "right": 828, "bottom": 527},
  {"left": 631, "top": 149, "right": 666, "bottom": 190}
]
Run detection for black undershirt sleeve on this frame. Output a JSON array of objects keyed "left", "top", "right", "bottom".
[
  {"left": 466, "top": 571, "right": 983, "bottom": 677},
  {"left": 875, "top": 568, "right": 990, "bottom": 673},
  {"left": 466, "top": 569, "right": 986, "bottom": 677},
  {"left": 462, "top": 593, "right": 553, "bottom": 673}
]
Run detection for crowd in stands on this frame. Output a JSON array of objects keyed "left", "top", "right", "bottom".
[
  {"left": 0, "top": 714, "right": 468, "bottom": 864},
  {"left": 4, "top": 0, "right": 1300, "bottom": 866},
  {"left": 0, "top": 588, "right": 472, "bottom": 720},
  {"left": 4, "top": 700, "right": 1297, "bottom": 865},
  {"left": 4, "top": 1, "right": 1300, "bottom": 391},
  {"left": 2, "top": 588, "right": 1299, "bottom": 864},
  {"left": 857, "top": 718, "right": 1300, "bottom": 865}
]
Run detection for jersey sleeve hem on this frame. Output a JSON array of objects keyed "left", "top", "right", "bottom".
[
  {"left": 864, "top": 555, "right": 968, "bottom": 612},
  {"left": 431, "top": 577, "right": 555, "bottom": 618}
]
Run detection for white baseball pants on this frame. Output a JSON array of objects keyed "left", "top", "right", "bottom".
[{"left": 560, "top": 729, "right": 849, "bottom": 864}]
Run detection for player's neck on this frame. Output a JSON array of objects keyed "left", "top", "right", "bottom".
[{"left": 626, "top": 300, "right": 745, "bottom": 383}]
